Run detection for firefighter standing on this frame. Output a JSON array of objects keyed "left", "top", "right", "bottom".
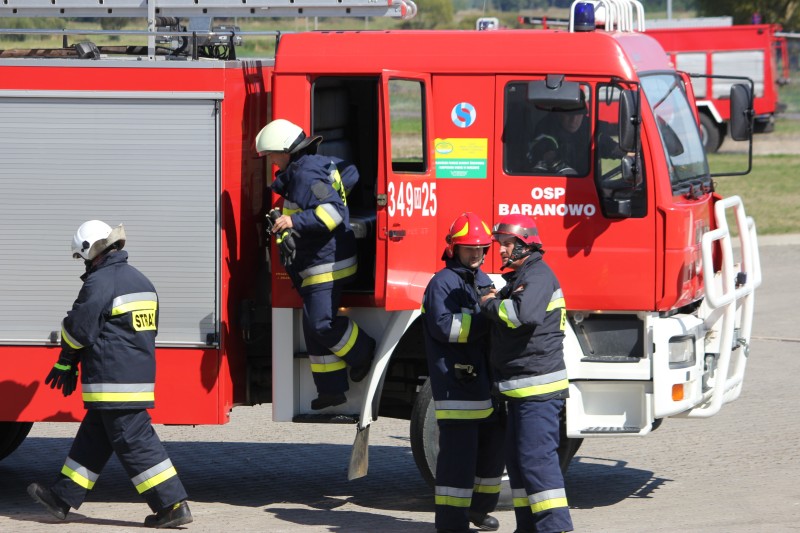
[
  {"left": 256, "top": 119, "right": 375, "bottom": 410},
  {"left": 421, "top": 213, "right": 505, "bottom": 533},
  {"left": 479, "top": 214, "right": 573, "bottom": 533},
  {"left": 28, "top": 220, "right": 192, "bottom": 529}
]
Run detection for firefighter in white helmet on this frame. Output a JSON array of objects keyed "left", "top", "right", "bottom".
[
  {"left": 256, "top": 119, "right": 376, "bottom": 410},
  {"left": 421, "top": 212, "right": 505, "bottom": 533},
  {"left": 28, "top": 220, "right": 193, "bottom": 529}
]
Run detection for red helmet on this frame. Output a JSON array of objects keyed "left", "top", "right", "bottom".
[
  {"left": 492, "top": 214, "right": 543, "bottom": 246},
  {"left": 445, "top": 212, "right": 492, "bottom": 258}
]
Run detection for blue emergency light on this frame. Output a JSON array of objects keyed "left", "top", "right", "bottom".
[{"left": 572, "top": 2, "right": 596, "bottom": 32}]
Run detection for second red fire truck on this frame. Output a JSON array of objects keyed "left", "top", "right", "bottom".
[{"left": 0, "top": 0, "right": 761, "bottom": 488}]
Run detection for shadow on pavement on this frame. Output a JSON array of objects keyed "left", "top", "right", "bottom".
[{"left": 566, "top": 455, "right": 672, "bottom": 509}]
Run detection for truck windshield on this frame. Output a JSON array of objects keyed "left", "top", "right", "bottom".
[{"left": 640, "top": 73, "right": 709, "bottom": 192}]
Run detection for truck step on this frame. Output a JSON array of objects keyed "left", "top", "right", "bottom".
[
  {"left": 292, "top": 414, "right": 358, "bottom": 424},
  {"left": 580, "top": 426, "right": 641, "bottom": 434},
  {"left": 580, "top": 355, "right": 642, "bottom": 363}
]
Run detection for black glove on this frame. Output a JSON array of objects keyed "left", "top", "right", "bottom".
[
  {"left": 266, "top": 209, "right": 297, "bottom": 267},
  {"left": 276, "top": 230, "right": 296, "bottom": 267},
  {"left": 45, "top": 354, "right": 80, "bottom": 397}
]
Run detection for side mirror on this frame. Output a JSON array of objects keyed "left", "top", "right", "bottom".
[
  {"left": 618, "top": 90, "right": 639, "bottom": 153},
  {"left": 528, "top": 75, "right": 584, "bottom": 111},
  {"left": 729, "top": 83, "right": 753, "bottom": 142}
]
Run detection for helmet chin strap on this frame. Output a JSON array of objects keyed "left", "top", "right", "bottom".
[{"left": 500, "top": 242, "right": 532, "bottom": 271}]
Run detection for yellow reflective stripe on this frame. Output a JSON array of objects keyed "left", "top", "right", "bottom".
[
  {"left": 135, "top": 466, "right": 178, "bottom": 494},
  {"left": 332, "top": 322, "right": 359, "bottom": 357},
  {"left": 546, "top": 297, "right": 566, "bottom": 312},
  {"left": 283, "top": 207, "right": 302, "bottom": 216},
  {"left": 498, "top": 300, "right": 521, "bottom": 329},
  {"left": 474, "top": 483, "right": 502, "bottom": 494},
  {"left": 82, "top": 391, "right": 155, "bottom": 403},
  {"left": 314, "top": 204, "right": 339, "bottom": 231},
  {"left": 531, "top": 497, "right": 569, "bottom": 514},
  {"left": 61, "top": 464, "right": 95, "bottom": 490},
  {"left": 501, "top": 379, "right": 569, "bottom": 399},
  {"left": 301, "top": 263, "right": 357, "bottom": 287},
  {"left": 513, "top": 497, "right": 529, "bottom": 508},
  {"left": 310, "top": 360, "right": 347, "bottom": 373},
  {"left": 111, "top": 300, "right": 157, "bottom": 316},
  {"left": 61, "top": 325, "right": 83, "bottom": 350},
  {"left": 458, "top": 313, "right": 471, "bottom": 343},
  {"left": 435, "top": 407, "right": 494, "bottom": 420},
  {"left": 434, "top": 495, "right": 472, "bottom": 507}
]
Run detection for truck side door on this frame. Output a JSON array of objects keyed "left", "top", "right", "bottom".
[
  {"left": 378, "top": 71, "right": 438, "bottom": 310},
  {"left": 494, "top": 76, "right": 656, "bottom": 312}
]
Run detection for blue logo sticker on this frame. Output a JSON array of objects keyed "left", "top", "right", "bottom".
[{"left": 451, "top": 102, "right": 476, "bottom": 128}]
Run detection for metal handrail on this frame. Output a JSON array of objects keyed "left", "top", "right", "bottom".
[{"left": 689, "top": 195, "right": 761, "bottom": 417}]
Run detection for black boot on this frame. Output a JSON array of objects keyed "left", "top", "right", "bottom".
[
  {"left": 349, "top": 337, "right": 376, "bottom": 382},
  {"left": 310, "top": 392, "right": 347, "bottom": 410},
  {"left": 469, "top": 510, "right": 500, "bottom": 531},
  {"left": 144, "top": 500, "right": 193, "bottom": 528},
  {"left": 27, "top": 482, "right": 70, "bottom": 520}
]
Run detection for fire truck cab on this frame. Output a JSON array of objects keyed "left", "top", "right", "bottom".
[{"left": 0, "top": 0, "right": 761, "bottom": 487}]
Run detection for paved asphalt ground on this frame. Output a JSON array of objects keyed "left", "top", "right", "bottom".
[{"left": 1, "top": 236, "right": 799, "bottom": 532}]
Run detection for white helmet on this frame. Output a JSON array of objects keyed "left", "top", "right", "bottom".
[
  {"left": 255, "top": 118, "right": 321, "bottom": 156},
  {"left": 71, "top": 220, "right": 126, "bottom": 261}
]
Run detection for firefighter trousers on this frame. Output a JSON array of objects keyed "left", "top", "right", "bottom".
[
  {"left": 434, "top": 418, "right": 506, "bottom": 531},
  {"left": 301, "top": 284, "right": 375, "bottom": 395},
  {"left": 506, "top": 399, "right": 573, "bottom": 533},
  {"left": 50, "top": 409, "right": 188, "bottom": 513}
]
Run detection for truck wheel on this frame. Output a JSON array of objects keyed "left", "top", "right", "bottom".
[
  {"left": 0, "top": 421, "right": 33, "bottom": 461},
  {"left": 699, "top": 113, "right": 723, "bottom": 153},
  {"left": 409, "top": 378, "right": 437, "bottom": 488},
  {"left": 409, "top": 378, "right": 582, "bottom": 488}
]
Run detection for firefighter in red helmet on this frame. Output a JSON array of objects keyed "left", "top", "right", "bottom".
[
  {"left": 480, "top": 214, "right": 573, "bottom": 533},
  {"left": 421, "top": 212, "right": 505, "bottom": 533}
]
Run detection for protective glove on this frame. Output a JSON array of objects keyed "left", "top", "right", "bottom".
[
  {"left": 275, "top": 230, "right": 296, "bottom": 268},
  {"left": 45, "top": 354, "right": 80, "bottom": 397},
  {"left": 266, "top": 209, "right": 297, "bottom": 268}
]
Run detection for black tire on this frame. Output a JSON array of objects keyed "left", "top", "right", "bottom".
[
  {"left": 0, "top": 421, "right": 33, "bottom": 462},
  {"left": 699, "top": 113, "right": 723, "bottom": 153},
  {"left": 409, "top": 378, "right": 583, "bottom": 487},
  {"left": 409, "top": 378, "right": 437, "bottom": 488}
]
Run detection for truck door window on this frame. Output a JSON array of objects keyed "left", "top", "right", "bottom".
[
  {"left": 596, "top": 84, "right": 647, "bottom": 218},
  {"left": 640, "top": 73, "right": 709, "bottom": 194},
  {"left": 389, "top": 79, "right": 426, "bottom": 173},
  {"left": 503, "top": 81, "right": 591, "bottom": 176}
]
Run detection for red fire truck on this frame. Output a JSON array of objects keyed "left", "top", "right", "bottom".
[
  {"left": 0, "top": 0, "right": 761, "bottom": 487},
  {"left": 646, "top": 21, "right": 790, "bottom": 152}
]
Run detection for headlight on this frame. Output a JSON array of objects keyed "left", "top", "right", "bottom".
[{"left": 668, "top": 334, "right": 696, "bottom": 369}]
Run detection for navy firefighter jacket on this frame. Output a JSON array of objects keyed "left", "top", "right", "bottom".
[
  {"left": 60, "top": 250, "right": 159, "bottom": 410},
  {"left": 421, "top": 256, "right": 496, "bottom": 423},
  {"left": 271, "top": 153, "right": 359, "bottom": 292},
  {"left": 480, "top": 251, "right": 569, "bottom": 402}
]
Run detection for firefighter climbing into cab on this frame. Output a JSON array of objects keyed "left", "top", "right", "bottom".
[{"left": 256, "top": 118, "right": 376, "bottom": 410}]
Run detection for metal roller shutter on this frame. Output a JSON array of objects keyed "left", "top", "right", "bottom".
[{"left": 0, "top": 96, "right": 218, "bottom": 347}]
